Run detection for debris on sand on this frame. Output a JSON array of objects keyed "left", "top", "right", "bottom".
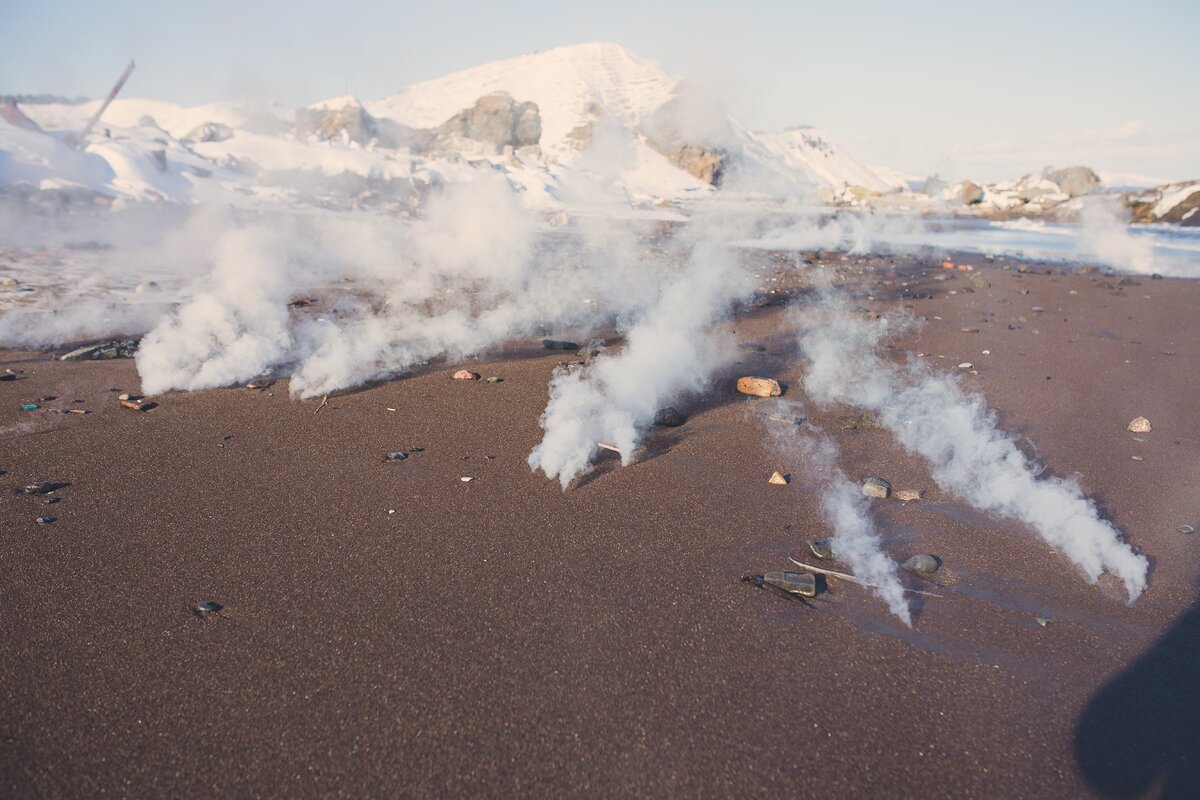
[
  {"left": 742, "top": 570, "right": 818, "bottom": 599},
  {"left": 736, "top": 376, "right": 782, "bottom": 398},
  {"left": 768, "top": 470, "right": 789, "bottom": 486},
  {"left": 809, "top": 539, "right": 835, "bottom": 560},
  {"left": 0, "top": 373, "right": 15, "bottom": 382},
  {"left": 35, "top": 516, "right": 55, "bottom": 525},
  {"left": 788, "top": 557, "right": 942, "bottom": 597},
  {"left": 762, "top": 412, "right": 805, "bottom": 426},
  {"left": 542, "top": 339, "right": 579, "bottom": 351},
  {"left": 1180, "top": 524, "right": 1196, "bottom": 535},
  {"left": 861, "top": 476, "right": 891, "bottom": 499},
  {"left": 653, "top": 407, "right": 687, "bottom": 427},
  {"left": 1127, "top": 417, "right": 1152, "bottom": 433},
  {"left": 485, "top": 376, "right": 503, "bottom": 384},
  {"left": 460, "top": 476, "right": 473, "bottom": 483},
  {"left": 839, "top": 412, "right": 876, "bottom": 430},
  {"left": 1036, "top": 617, "right": 1052, "bottom": 628},
  {"left": 192, "top": 600, "right": 223, "bottom": 617},
  {"left": 902, "top": 554, "right": 942, "bottom": 575},
  {"left": 384, "top": 451, "right": 408, "bottom": 462},
  {"left": 452, "top": 370, "right": 480, "bottom": 381},
  {"left": 22, "top": 482, "right": 55, "bottom": 495},
  {"left": 120, "top": 399, "right": 152, "bottom": 411},
  {"left": 21, "top": 404, "right": 40, "bottom": 411},
  {"left": 60, "top": 340, "right": 139, "bottom": 361},
  {"left": 894, "top": 489, "right": 924, "bottom": 502}
]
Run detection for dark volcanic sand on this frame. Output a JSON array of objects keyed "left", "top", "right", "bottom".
[{"left": 2, "top": 254, "right": 1198, "bottom": 798}]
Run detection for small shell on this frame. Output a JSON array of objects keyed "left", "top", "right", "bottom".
[{"left": 809, "top": 539, "right": 835, "bottom": 560}]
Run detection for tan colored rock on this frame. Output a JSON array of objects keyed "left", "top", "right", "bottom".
[
  {"left": 453, "top": 370, "right": 480, "bottom": 381},
  {"left": 894, "top": 489, "right": 923, "bottom": 502},
  {"left": 737, "top": 376, "right": 782, "bottom": 398},
  {"left": 1127, "top": 416, "right": 1152, "bottom": 433},
  {"left": 768, "top": 471, "right": 789, "bottom": 486},
  {"left": 861, "top": 477, "right": 891, "bottom": 499}
]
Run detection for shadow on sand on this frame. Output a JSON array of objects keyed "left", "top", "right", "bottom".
[{"left": 1075, "top": 595, "right": 1200, "bottom": 798}]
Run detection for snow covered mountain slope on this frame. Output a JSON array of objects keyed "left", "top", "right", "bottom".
[
  {"left": 751, "top": 127, "right": 904, "bottom": 193},
  {"left": 367, "top": 42, "right": 677, "bottom": 159},
  {"left": 3, "top": 42, "right": 898, "bottom": 210}
]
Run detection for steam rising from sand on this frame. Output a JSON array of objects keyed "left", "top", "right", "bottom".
[
  {"left": 529, "top": 235, "right": 750, "bottom": 487},
  {"left": 794, "top": 285, "right": 1148, "bottom": 601},
  {"left": 768, "top": 411, "right": 913, "bottom": 624}
]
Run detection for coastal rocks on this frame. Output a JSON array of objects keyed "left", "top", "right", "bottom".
[
  {"left": 861, "top": 476, "right": 891, "bottom": 499},
  {"left": 60, "top": 340, "right": 139, "bottom": 361},
  {"left": 902, "top": 554, "right": 941, "bottom": 575},
  {"left": 653, "top": 407, "right": 687, "bottom": 427},
  {"left": 452, "top": 370, "right": 480, "bottom": 381},
  {"left": 736, "top": 376, "right": 782, "bottom": 398},
  {"left": 1043, "top": 166, "right": 1101, "bottom": 198},
  {"left": 1127, "top": 417, "right": 1152, "bottom": 433},
  {"left": 960, "top": 181, "right": 983, "bottom": 205}
]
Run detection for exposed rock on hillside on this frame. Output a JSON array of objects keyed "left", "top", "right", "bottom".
[
  {"left": 430, "top": 92, "right": 541, "bottom": 153},
  {"left": 1043, "top": 165, "right": 1100, "bottom": 197}
]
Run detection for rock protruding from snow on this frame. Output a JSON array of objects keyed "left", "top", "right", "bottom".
[
  {"left": 1043, "top": 165, "right": 1101, "bottom": 197},
  {"left": 183, "top": 121, "right": 234, "bottom": 143},
  {"left": 430, "top": 92, "right": 541, "bottom": 153},
  {"left": 1126, "top": 181, "right": 1200, "bottom": 226}
]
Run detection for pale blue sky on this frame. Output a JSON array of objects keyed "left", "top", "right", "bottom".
[{"left": 5, "top": 0, "right": 1198, "bottom": 182}]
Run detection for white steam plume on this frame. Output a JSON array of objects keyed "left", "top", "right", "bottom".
[
  {"left": 1078, "top": 197, "right": 1155, "bottom": 274},
  {"left": 794, "top": 289, "right": 1148, "bottom": 600},
  {"left": 528, "top": 235, "right": 751, "bottom": 488},
  {"left": 768, "top": 412, "right": 912, "bottom": 625}
]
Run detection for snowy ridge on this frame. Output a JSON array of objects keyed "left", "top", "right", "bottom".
[
  {"left": 367, "top": 42, "right": 678, "bottom": 158},
  {"left": 2, "top": 42, "right": 898, "bottom": 210}
]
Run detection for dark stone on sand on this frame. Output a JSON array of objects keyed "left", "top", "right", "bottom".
[
  {"left": 36, "top": 516, "right": 55, "bottom": 525},
  {"left": 653, "top": 407, "right": 687, "bottom": 427},
  {"left": 60, "top": 340, "right": 139, "bottom": 361},
  {"left": 193, "top": 601, "right": 223, "bottom": 616},
  {"left": 385, "top": 451, "right": 408, "bottom": 462},
  {"left": 543, "top": 339, "right": 579, "bottom": 351},
  {"left": 902, "top": 554, "right": 941, "bottom": 575},
  {"left": 22, "top": 482, "right": 54, "bottom": 495}
]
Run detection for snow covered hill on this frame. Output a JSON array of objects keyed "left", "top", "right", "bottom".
[{"left": 2, "top": 42, "right": 900, "bottom": 212}]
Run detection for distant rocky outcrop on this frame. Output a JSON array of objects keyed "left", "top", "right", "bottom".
[
  {"left": 183, "top": 121, "right": 235, "bottom": 144},
  {"left": 1126, "top": 181, "right": 1200, "bottom": 227},
  {"left": 297, "top": 102, "right": 432, "bottom": 150},
  {"left": 638, "top": 94, "right": 732, "bottom": 187},
  {"left": 960, "top": 181, "right": 983, "bottom": 204},
  {"left": 1043, "top": 165, "right": 1100, "bottom": 197},
  {"left": 430, "top": 92, "right": 541, "bottom": 153}
]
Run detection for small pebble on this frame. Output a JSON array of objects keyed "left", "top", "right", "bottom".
[
  {"left": 1179, "top": 524, "right": 1195, "bottom": 535},
  {"left": 894, "top": 489, "right": 923, "bottom": 502},
  {"left": 22, "top": 482, "right": 54, "bottom": 495},
  {"left": 36, "top": 516, "right": 55, "bottom": 525},
  {"left": 1131, "top": 455, "right": 1143, "bottom": 461},
  {"left": 1036, "top": 617, "right": 1052, "bottom": 628},
  {"left": 1127, "top": 417, "right": 1152, "bottom": 433},
  {"left": 193, "top": 600, "right": 223, "bottom": 615},
  {"left": 385, "top": 451, "right": 408, "bottom": 462},
  {"left": 653, "top": 407, "right": 687, "bottom": 427},
  {"left": 460, "top": 476, "right": 473, "bottom": 482},
  {"left": 958, "top": 362, "right": 973, "bottom": 369}
]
